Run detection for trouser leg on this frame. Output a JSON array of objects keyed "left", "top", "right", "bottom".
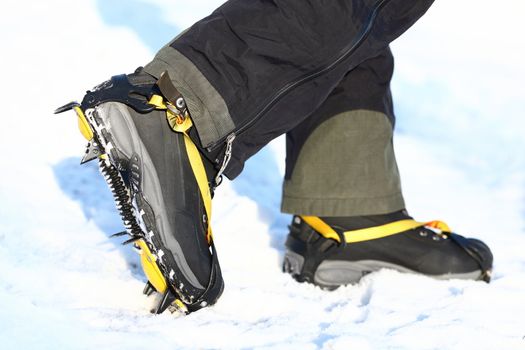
[
  {"left": 282, "top": 48, "right": 405, "bottom": 216},
  {"left": 143, "top": 0, "right": 434, "bottom": 178}
]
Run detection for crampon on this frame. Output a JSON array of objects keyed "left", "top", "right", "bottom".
[{"left": 55, "top": 71, "right": 224, "bottom": 315}]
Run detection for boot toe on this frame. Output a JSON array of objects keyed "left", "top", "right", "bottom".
[
  {"left": 444, "top": 234, "right": 493, "bottom": 281},
  {"left": 466, "top": 237, "right": 493, "bottom": 274}
]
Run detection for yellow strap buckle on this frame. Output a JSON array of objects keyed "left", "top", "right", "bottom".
[{"left": 168, "top": 111, "right": 193, "bottom": 133}]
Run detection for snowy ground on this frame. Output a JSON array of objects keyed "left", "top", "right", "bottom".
[{"left": 1, "top": 0, "right": 524, "bottom": 349}]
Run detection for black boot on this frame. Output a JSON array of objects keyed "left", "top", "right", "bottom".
[
  {"left": 55, "top": 69, "right": 224, "bottom": 314},
  {"left": 283, "top": 212, "right": 493, "bottom": 290}
]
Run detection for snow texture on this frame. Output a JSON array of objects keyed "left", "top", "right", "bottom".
[{"left": 0, "top": 0, "right": 524, "bottom": 349}]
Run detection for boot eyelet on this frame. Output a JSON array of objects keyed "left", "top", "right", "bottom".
[
  {"left": 432, "top": 235, "right": 440, "bottom": 241},
  {"left": 419, "top": 231, "right": 428, "bottom": 237}
]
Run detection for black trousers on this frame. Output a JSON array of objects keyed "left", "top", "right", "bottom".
[{"left": 143, "top": 0, "right": 433, "bottom": 215}]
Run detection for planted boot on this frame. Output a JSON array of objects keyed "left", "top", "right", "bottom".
[
  {"left": 283, "top": 211, "right": 493, "bottom": 289},
  {"left": 55, "top": 69, "right": 224, "bottom": 314}
]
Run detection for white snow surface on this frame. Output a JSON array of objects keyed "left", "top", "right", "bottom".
[{"left": 1, "top": 0, "right": 524, "bottom": 349}]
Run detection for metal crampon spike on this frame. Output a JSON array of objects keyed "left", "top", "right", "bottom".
[
  {"left": 122, "top": 236, "right": 141, "bottom": 246},
  {"left": 54, "top": 101, "right": 80, "bottom": 114},
  {"left": 153, "top": 289, "right": 177, "bottom": 314},
  {"left": 110, "top": 230, "right": 128, "bottom": 238},
  {"left": 153, "top": 289, "right": 188, "bottom": 315},
  {"left": 81, "top": 140, "right": 103, "bottom": 164},
  {"left": 143, "top": 281, "right": 156, "bottom": 296}
]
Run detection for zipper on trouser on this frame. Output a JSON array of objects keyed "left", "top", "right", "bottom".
[{"left": 206, "top": 0, "right": 392, "bottom": 152}]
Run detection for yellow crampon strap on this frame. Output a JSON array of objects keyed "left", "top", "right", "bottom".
[
  {"left": 173, "top": 117, "right": 214, "bottom": 243},
  {"left": 148, "top": 95, "right": 214, "bottom": 243},
  {"left": 136, "top": 239, "right": 168, "bottom": 293},
  {"left": 301, "top": 216, "right": 451, "bottom": 244}
]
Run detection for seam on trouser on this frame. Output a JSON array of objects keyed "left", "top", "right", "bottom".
[
  {"left": 281, "top": 109, "right": 405, "bottom": 216},
  {"left": 143, "top": 47, "right": 235, "bottom": 148}
]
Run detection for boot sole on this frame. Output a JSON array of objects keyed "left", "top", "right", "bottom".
[
  {"left": 283, "top": 250, "right": 484, "bottom": 289},
  {"left": 86, "top": 102, "right": 205, "bottom": 295}
]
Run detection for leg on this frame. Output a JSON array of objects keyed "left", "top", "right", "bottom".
[
  {"left": 281, "top": 49, "right": 493, "bottom": 288},
  {"left": 143, "top": 0, "right": 435, "bottom": 178},
  {"left": 282, "top": 48, "right": 402, "bottom": 216}
]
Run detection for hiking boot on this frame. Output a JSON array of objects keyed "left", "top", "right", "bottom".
[
  {"left": 283, "top": 212, "right": 493, "bottom": 289},
  {"left": 55, "top": 69, "right": 224, "bottom": 314}
]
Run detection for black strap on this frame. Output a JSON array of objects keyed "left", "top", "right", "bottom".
[
  {"left": 186, "top": 240, "right": 224, "bottom": 313},
  {"left": 448, "top": 233, "right": 492, "bottom": 282}
]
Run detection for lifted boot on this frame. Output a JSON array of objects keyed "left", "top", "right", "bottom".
[{"left": 55, "top": 69, "right": 226, "bottom": 314}]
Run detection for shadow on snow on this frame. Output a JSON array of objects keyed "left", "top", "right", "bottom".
[
  {"left": 52, "top": 157, "right": 143, "bottom": 277},
  {"left": 231, "top": 146, "right": 291, "bottom": 258}
]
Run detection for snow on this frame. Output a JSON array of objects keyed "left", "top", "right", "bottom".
[{"left": 1, "top": 0, "right": 524, "bottom": 349}]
